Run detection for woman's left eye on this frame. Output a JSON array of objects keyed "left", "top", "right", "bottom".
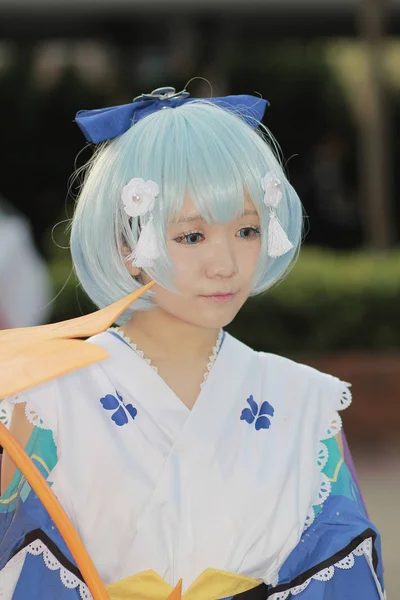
[
  {"left": 237, "top": 227, "right": 261, "bottom": 239},
  {"left": 174, "top": 232, "right": 205, "bottom": 245}
]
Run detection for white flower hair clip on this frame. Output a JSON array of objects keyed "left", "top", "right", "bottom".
[
  {"left": 121, "top": 177, "right": 160, "bottom": 268},
  {"left": 261, "top": 171, "right": 294, "bottom": 258}
]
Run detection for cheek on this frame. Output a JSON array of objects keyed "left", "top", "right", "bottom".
[
  {"left": 166, "top": 238, "right": 262, "bottom": 283},
  {"left": 238, "top": 239, "right": 262, "bottom": 272},
  {"left": 167, "top": 244, "right": 201, "bottom": 279}
]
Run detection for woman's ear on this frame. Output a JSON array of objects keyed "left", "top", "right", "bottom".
[
  {"left": 128, "top": 264, "right": 141, "bottom": 278},
  {"left": 121, "top": 245, "right": 141, "bottom": 278}
]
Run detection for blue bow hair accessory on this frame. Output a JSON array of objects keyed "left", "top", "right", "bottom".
[{"left": 75, "top": 86, "right": 269, "bottom": 143}]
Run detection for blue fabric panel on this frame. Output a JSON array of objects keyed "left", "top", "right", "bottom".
[
  {"left": 12, "top": 553, "right": 82, "bottom": 600},
  {"left": 289, "top": 551, "right": 382, "bottom": 599},
  {"left": 276, "top": 495, "right": 382, "bottom": 586},
  {"left": 0, "top": 490, "right": 76, "bottom": 570}
]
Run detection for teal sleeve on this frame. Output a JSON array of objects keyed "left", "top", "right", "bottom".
[
  {"left": 0, "top": 427, "right": 58, "bottom": 512},
  {"left": 311, "top": 435, "right": 361, "bottom": 522}
]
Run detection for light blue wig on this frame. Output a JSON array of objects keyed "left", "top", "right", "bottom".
[{"left": 70, "top": 100, "right": 304, "bottom": 321}]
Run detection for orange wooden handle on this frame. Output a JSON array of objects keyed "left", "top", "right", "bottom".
[{"left": 0, "top": 422, "right": 109, "bottom": 599}]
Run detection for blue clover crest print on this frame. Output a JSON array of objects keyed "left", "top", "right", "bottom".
[
  {"left": 100, "top": 391, "right": 138, "bottom": 426},
  {"left": 240, "top": 395, "right": 274, "bottom": 430}
]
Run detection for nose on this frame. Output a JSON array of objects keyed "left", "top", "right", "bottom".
[{"left": 205, "top": 241, "right": 239, "bottom": 280}]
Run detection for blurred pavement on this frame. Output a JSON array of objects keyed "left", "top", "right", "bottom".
[{"left": 357, "top": 451, "right": 400, "bottom": 599}]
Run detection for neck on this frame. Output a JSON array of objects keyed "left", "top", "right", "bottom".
[{"left": 121, "top": 308, "right": 221, "bottom": 362}]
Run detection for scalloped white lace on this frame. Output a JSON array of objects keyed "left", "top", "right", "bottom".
[
  {"left": 269, "top": 537, "right": 375, "bottom": 599},
  {"left": 201, "top": 328, "right": 224, "bottom": 389},
  {"left": 0, "top": 402, "right": 12, "bottom": 428},
  {"left": 108, "top": 326, "right": 224, "bottom": 389},
  {"left": 26, "top": 540, "right": 92, "bottom": 599},
  {"left": 8, "top": 394, "right": 58, "bottom": 447},
  {"left": 108, "top": 327, "right": 159, "bottom": 372},
  {"left": 303, "top": 378, "right": 352, "bottom": 531}
]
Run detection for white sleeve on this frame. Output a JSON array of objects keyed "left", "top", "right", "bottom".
[
  {"left": 0, "top": 549, "right": 26, "bottom": 600},
  {"left": 6, "top": 377, "right": 60, "bottom": 447}
]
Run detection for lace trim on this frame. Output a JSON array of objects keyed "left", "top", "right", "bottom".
[
  {"left": 0, "top": 402, "right": 12, "bottom": 428},
  {"left": 26, "top": 540, "right": 92, "bottom": 599},
  {"left": 108, "top": 326, "right": 158, "bottom": 372},
  {"left": 303, "top": 378, "right": 352, "bottom": 531},
  {"left": 269, "top": 537, "right": 373, "bottom": 599},
  {"left": 201, "top": 328, "right": 224, "bottom": 389},
  {"left": 8, "top": 394, "right": 58, "bottom": 447},
  {"left": 108, "top": 327, "right": 224, "bottom": 389}
]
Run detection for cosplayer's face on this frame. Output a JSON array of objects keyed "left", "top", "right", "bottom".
[{"left": 140, "top": 193, "right": 261, "bottom": 329}]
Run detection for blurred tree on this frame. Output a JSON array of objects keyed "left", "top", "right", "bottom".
[
  {"left": 229, "top": 41, "right": 361, "bottom": 247},
  {"left": 357, "top": 0, "right": 394, "bottom": 248},
  {"left": 0, "top": 46, "right": 105, "bottom": 256}
]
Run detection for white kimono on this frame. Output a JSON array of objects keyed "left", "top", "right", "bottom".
[{"left": 0, "top": 329, "right": 354, "bottom": 597}]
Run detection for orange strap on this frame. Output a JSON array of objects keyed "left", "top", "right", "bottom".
[{"left": 0, "top": 421, "right": 109, "bottom": 598}]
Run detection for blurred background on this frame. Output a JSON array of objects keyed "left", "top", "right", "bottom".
[{"left": 0, "top": 0, "right": 399, "bottom": 595}]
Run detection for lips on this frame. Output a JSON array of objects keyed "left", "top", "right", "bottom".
[
  {"left": 200, "top": 292, "right": 237, "bottom": 303},
  {"left": 202, "top": 290, "right": 237, "bottom": 297},
  {"left": 202, "top": 293, "right": 236, "bottom": 297},
  {"left": 206, "top": 293, "right": 233, "bottom": 296}
]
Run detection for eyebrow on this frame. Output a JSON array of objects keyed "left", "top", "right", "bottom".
[{"left": 176, "top": 209, "right": 259, "bottom": 224}]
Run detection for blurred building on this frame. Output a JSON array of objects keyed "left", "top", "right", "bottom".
[
  {"left": 1, "top": 0, "right": 400, "bottom": 37},
  {"left": 0, "top": 199, "right": 52, "bottom": 328}
]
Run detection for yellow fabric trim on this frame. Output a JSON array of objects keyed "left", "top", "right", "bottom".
[
  {"left": 185, "top": 568, "right": 259, "bottom": 600},
  {"left": 328, "top": 458, "right": 344, "bottom": 483},
  {"left": 0, "top": 491, "right": 18, "bottom": 504},
  {"left": 106, "top": 570, "right": 171, "bottom": 600},
  {"left": 30, "top": 454, "right": 51, "bottom": 476},
  {"left": 0, "top": 454, "right": 50, "bottom": 504},
  {"left": 105, "top": 568, "right": 261, "bottom": 600}
]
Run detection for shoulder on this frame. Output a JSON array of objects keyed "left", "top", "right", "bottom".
[
  {"left": 4, "top": 332, "right": 119, "bottom": 429},
  {"left": 86, "top": 329, "right": 124, "bottom": 354},
  {"left": 224, "top": 333, "right": 351, "bottom": 413},
  {"left": 4, "top": 330, "right": 128, "bottom": 411},
  {"left": 257, "top": 349, "right": 326, "bottom": 377},
  {"left": 254, "top": 350, "right": 353, "bottom": 427},
  {"left": 259, "top": 349, "right": 350, "bottom": 393},
  {"left": 225, "top": 334, "right": 351, "bottom": 398}
]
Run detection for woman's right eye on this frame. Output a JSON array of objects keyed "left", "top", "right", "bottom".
[{"left": 174, "top": 232, "right": 204, "bottom": 245}]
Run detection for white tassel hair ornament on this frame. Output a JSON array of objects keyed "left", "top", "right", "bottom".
[
  {"left": 121, "top": 177, "right": 161, "bottom": 269},
  {"left": 261, "top": 171, "right": 294, "bottom": 258}
]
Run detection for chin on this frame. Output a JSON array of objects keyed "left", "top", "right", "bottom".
[
  {"left": 161, "top": 295, "right": 246, "bottom": 329},
  {"left": 196, "top": 306, "right": 242, "bottom": 330}
]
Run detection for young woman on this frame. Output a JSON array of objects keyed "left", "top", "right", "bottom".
[{"left": 0, "top": 87, "right": 385, "bottom": 599}]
